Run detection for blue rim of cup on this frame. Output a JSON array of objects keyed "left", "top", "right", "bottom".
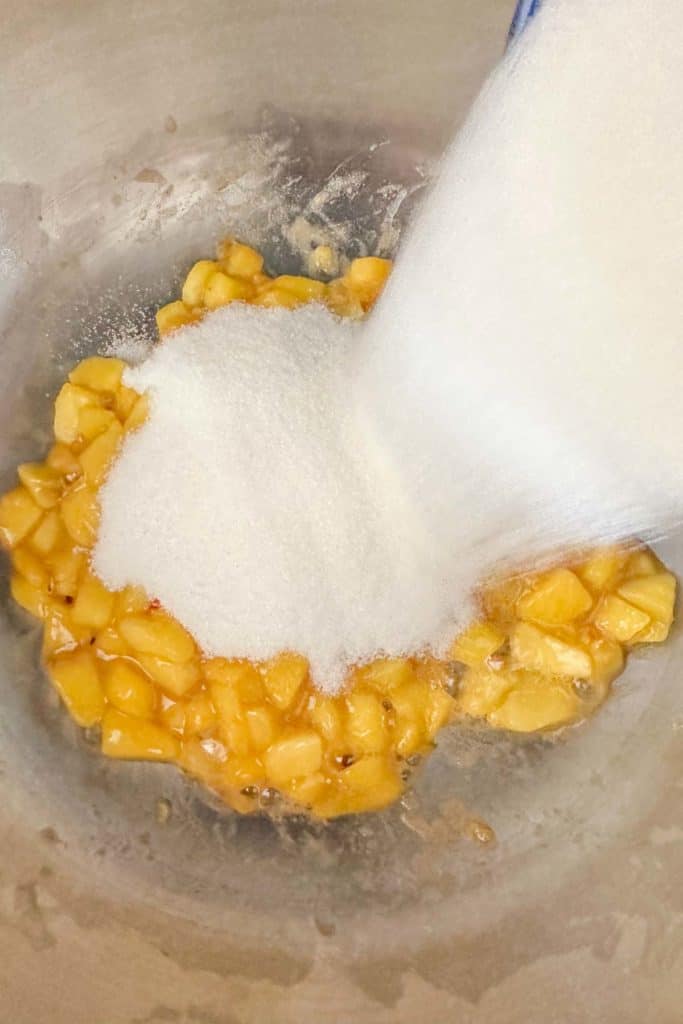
[{"left": 507, "top": 0, "right": 543, "bottom": 45}]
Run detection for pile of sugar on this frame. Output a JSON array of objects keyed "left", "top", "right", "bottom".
[
  {"left": 95, "top": 303, "right": 465, "bottom": 689},
  {"left": 95, "top": 0, "right": 683, "bottom": 690}
]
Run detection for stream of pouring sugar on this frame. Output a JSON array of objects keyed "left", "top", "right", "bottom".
[
  {"left": 355, "top": 0, "right": 683, "bottom": 578},
  {"left": 96, "top": 0, "right": 682, "bottom": 689}
]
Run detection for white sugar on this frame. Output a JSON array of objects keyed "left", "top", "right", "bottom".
[
  {"left": 356, "top": 0, "right": 683, "bottom": 573},
  {"left": 94, "top": 303, "right": 468, "bottom": 689},
  {"left": 95, "top": 0, "right": 683, "bottom": 689}
]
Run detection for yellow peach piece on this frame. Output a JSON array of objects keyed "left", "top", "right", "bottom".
[
  {"left": 517, "top": 568, "right": 593, "bottom": 625},
  {"left": 334, "top": 755, "right": 402, "bottom": 813},
  {"left": 13, "top": 546, "right": 49, "bottom": 588},
  {"left": 60, "top": 485, "right": 99, "bottom": 547},
  {"left": 345, "top": 691, "right": 387, "bottom": 754},
  {"left": 77, "top": 406, "right": 118, "bottom": 442},
  {"left": 46, "top": 443, "right": 82, "bottom": 478},
  {"left": 449, "top": 621, "right": 505, "bottom": 667},
  {"left": 183, "top": 694, "right": 217, "bottom": 737},
  {"left": 42, "top": 605, "right": 80, "bottom": 659},
  {"left": 155, "top": 300, "right": 199, "bottom": 337},
  {"left": 70, "top": 572, "right": 116, "bottom": 630},
  {"left": 101, "top": 709, "right": 179, "bottom": 761},
  {"left": 511, "top": 622, "right": 593, "bottom": 678},
  {"left": 308, "top": 695, "right": 344, "bottom": 745},
  {"left": 0, "top": 486, "right": 43, "bottom": 548},
  {"left": 631, "top": 619, "right": 670, "bottom": 644},
  {"left": 457, "top": 667, "right": 514, "bottom": 718},
  {"left": 28, "top": 508, "right": 65, "bottom": 556},
  {"left": 46, "top": 547, "right": 86, "bottom": 599},
  {"left": 181, "top": 260, "right": 218, "bottom": 307},
  {"left": 424, "top": 686, "right": 457, "bottom": 737},
  {"left": 616, "top": 572, "right": 676, "bottom": 627},
  {"left": 79, "top": 420, "right": 123, "bottom": 487},
  {"left": 264, "top": 731, "right": 322, "bottom": 785},
  {"left": 203, "top": 271, "right": 252, "bottom": 309},
  {"left": 345, "top": 257, "right": 392, "bottom": 308},
  {"left": 593, "top": 594, "right": 650, "bottom": 644},
  {"left": 103, "top": 659, "right": 156, "bottom": 718},
  {"left": 17, "top": 462, "right": 63, "bottom": 509},
  {"left": 577, "top": 548, "right": 626, "bottom": 593},
  {"left": 48, "top": 649, "right": 105, "bottom": 727},
  {"left": 245, "top": 705, "right": 278, "bottom": 751},
  {"left": 115, "top": 385, "right": 139, "bottom": 422},
  {"left": 69, "top": 356, "right": 125, "bottom": 394},
  {"left": 262, "top": 652, "right": 308, "bottom": 710},
  {"left": 118, "top": 613, "right": 196, "bottom": 663},
  {"left": 354, "top": 657, "right": 414, "bottom": 694},
  {"left": 53, "top": 383, "right": 103, "bottom": 444},
  {"left": 203, "top": 658, "right": 264, "bottom": 704},
  {"left": 218, "top": 240, "right": 264, "bottom": 278},
  {"left": 10, "top": 573, "right": 50, "bottom": 619},
  {"left": 136, "top": 654, "right": 201, "bottom": 698},
  {"left": 488, "top": 676, "right": 579, "bottom": 733}
]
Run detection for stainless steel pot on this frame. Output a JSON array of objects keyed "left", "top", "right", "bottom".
[{"left": 1, "top": 2, "right": 680, "bottom": 1021}]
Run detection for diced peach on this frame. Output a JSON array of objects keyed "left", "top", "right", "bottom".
[
  {"left": 333, "top": 755, "right": 402, "bottom": 813},
  {"left": 0, "top": 486, "right": 43, "bottom": 548},
  {"left": 119, "top": 613, "right": 196, "bottom": 663},
  {"left": 488, "top": 676, "right": 578, "bottom": 732},
  {"left": 424, "top": 686, "right": 456, "bottom": 737},
  {"left": 203, "top": 659, "right": 264, "bottom": 703},
  {"left": 17, "top": 462, "right": 63, "bottom": 509},
  {"left": 103, "top": 659, "right": 156, "bottom": 718},
  {"left": 115, "top": 385, "right": 139, "bottom": 422},
  {"left": 345, "top": 691, "right": 387, "bottom": 754},
  {"left": 262, "top": 653, "right": 308, "bottom": 710},
  {"left": 245, "top": 705, "right": 278, "bottom": 751},
  {"left": 47, "top": 547, "right": 86, "bottom": 599},
  {"left": 60, "top": 485, "right": 99, "bottom": 547},
  {"left": 53, "top": 383, "right": 103, "bottom": 444},
  {"left": 28, "top": 508, "right": 65, "bottom": 556},
  {"left": 203, "top": 272, "right": 252, "bottom": 309},
  {"left": 264, "top": 731, "right": 322, "bottom": 785},
  {"left": 155, "top": 301, "right": 199, "bottom": 337},
  {"left": 77, "top": 406, "right": 118, "bottom": 443},
  {"left": 218, "top": 241, "right": 264, "bottom": 278},
  {"left": 354, "top": 657, "right": 414, "bottom": 693},
  {"left": 101, "top": 709, "right": 178, "bottom": 761},
  {"left": 48, "top": 649, "right": 105, "bottom": 727},
  {"left": 511, "top": 622, "right": 593, "bottom": 678},
  {"left": 13, "top": 547, "right": 49, "bottom": 588},
  {"left": 593, "top": 594, "right": 650, "bottom": 644},
  {"left": 136, "top": 654, "right": 201, "bottom": 698},
  {"left": 71, "top": 572, "right": 116, "bottom": 630},
  {"left": 10, "top": 574, "right": 50, "bottom": 619},
  {"left": 309, "top": 695, "right": 344, "bottom": 745},
  {"left": 181, "top": 260, "right": 218, "bottom": 307},
  {"left": 79, "top": 420, "right": 123, "bottom": 487},
  {"left": 69, "top": 356, "right": 125, "bottom": 393},
  {"left": 616, "top": 573, "right": 676, "bottom": 627},
  {"left": 577, "top": 548, "right": 626, "bottom": 592},
  {"left": 457, "top": 667, "right": 514, "bottom": 718},
  {"left": 517, "top": 568, "right": 593, "bottom": 625},
  {"left": 449, "top": 621, "right": 505, "bottom": 667},
  {"left": 183, "top": 693, "right": 217, "bottom": 737},
  {"left": 46, "top": 443, "right": 82, "bottom": 478}
]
